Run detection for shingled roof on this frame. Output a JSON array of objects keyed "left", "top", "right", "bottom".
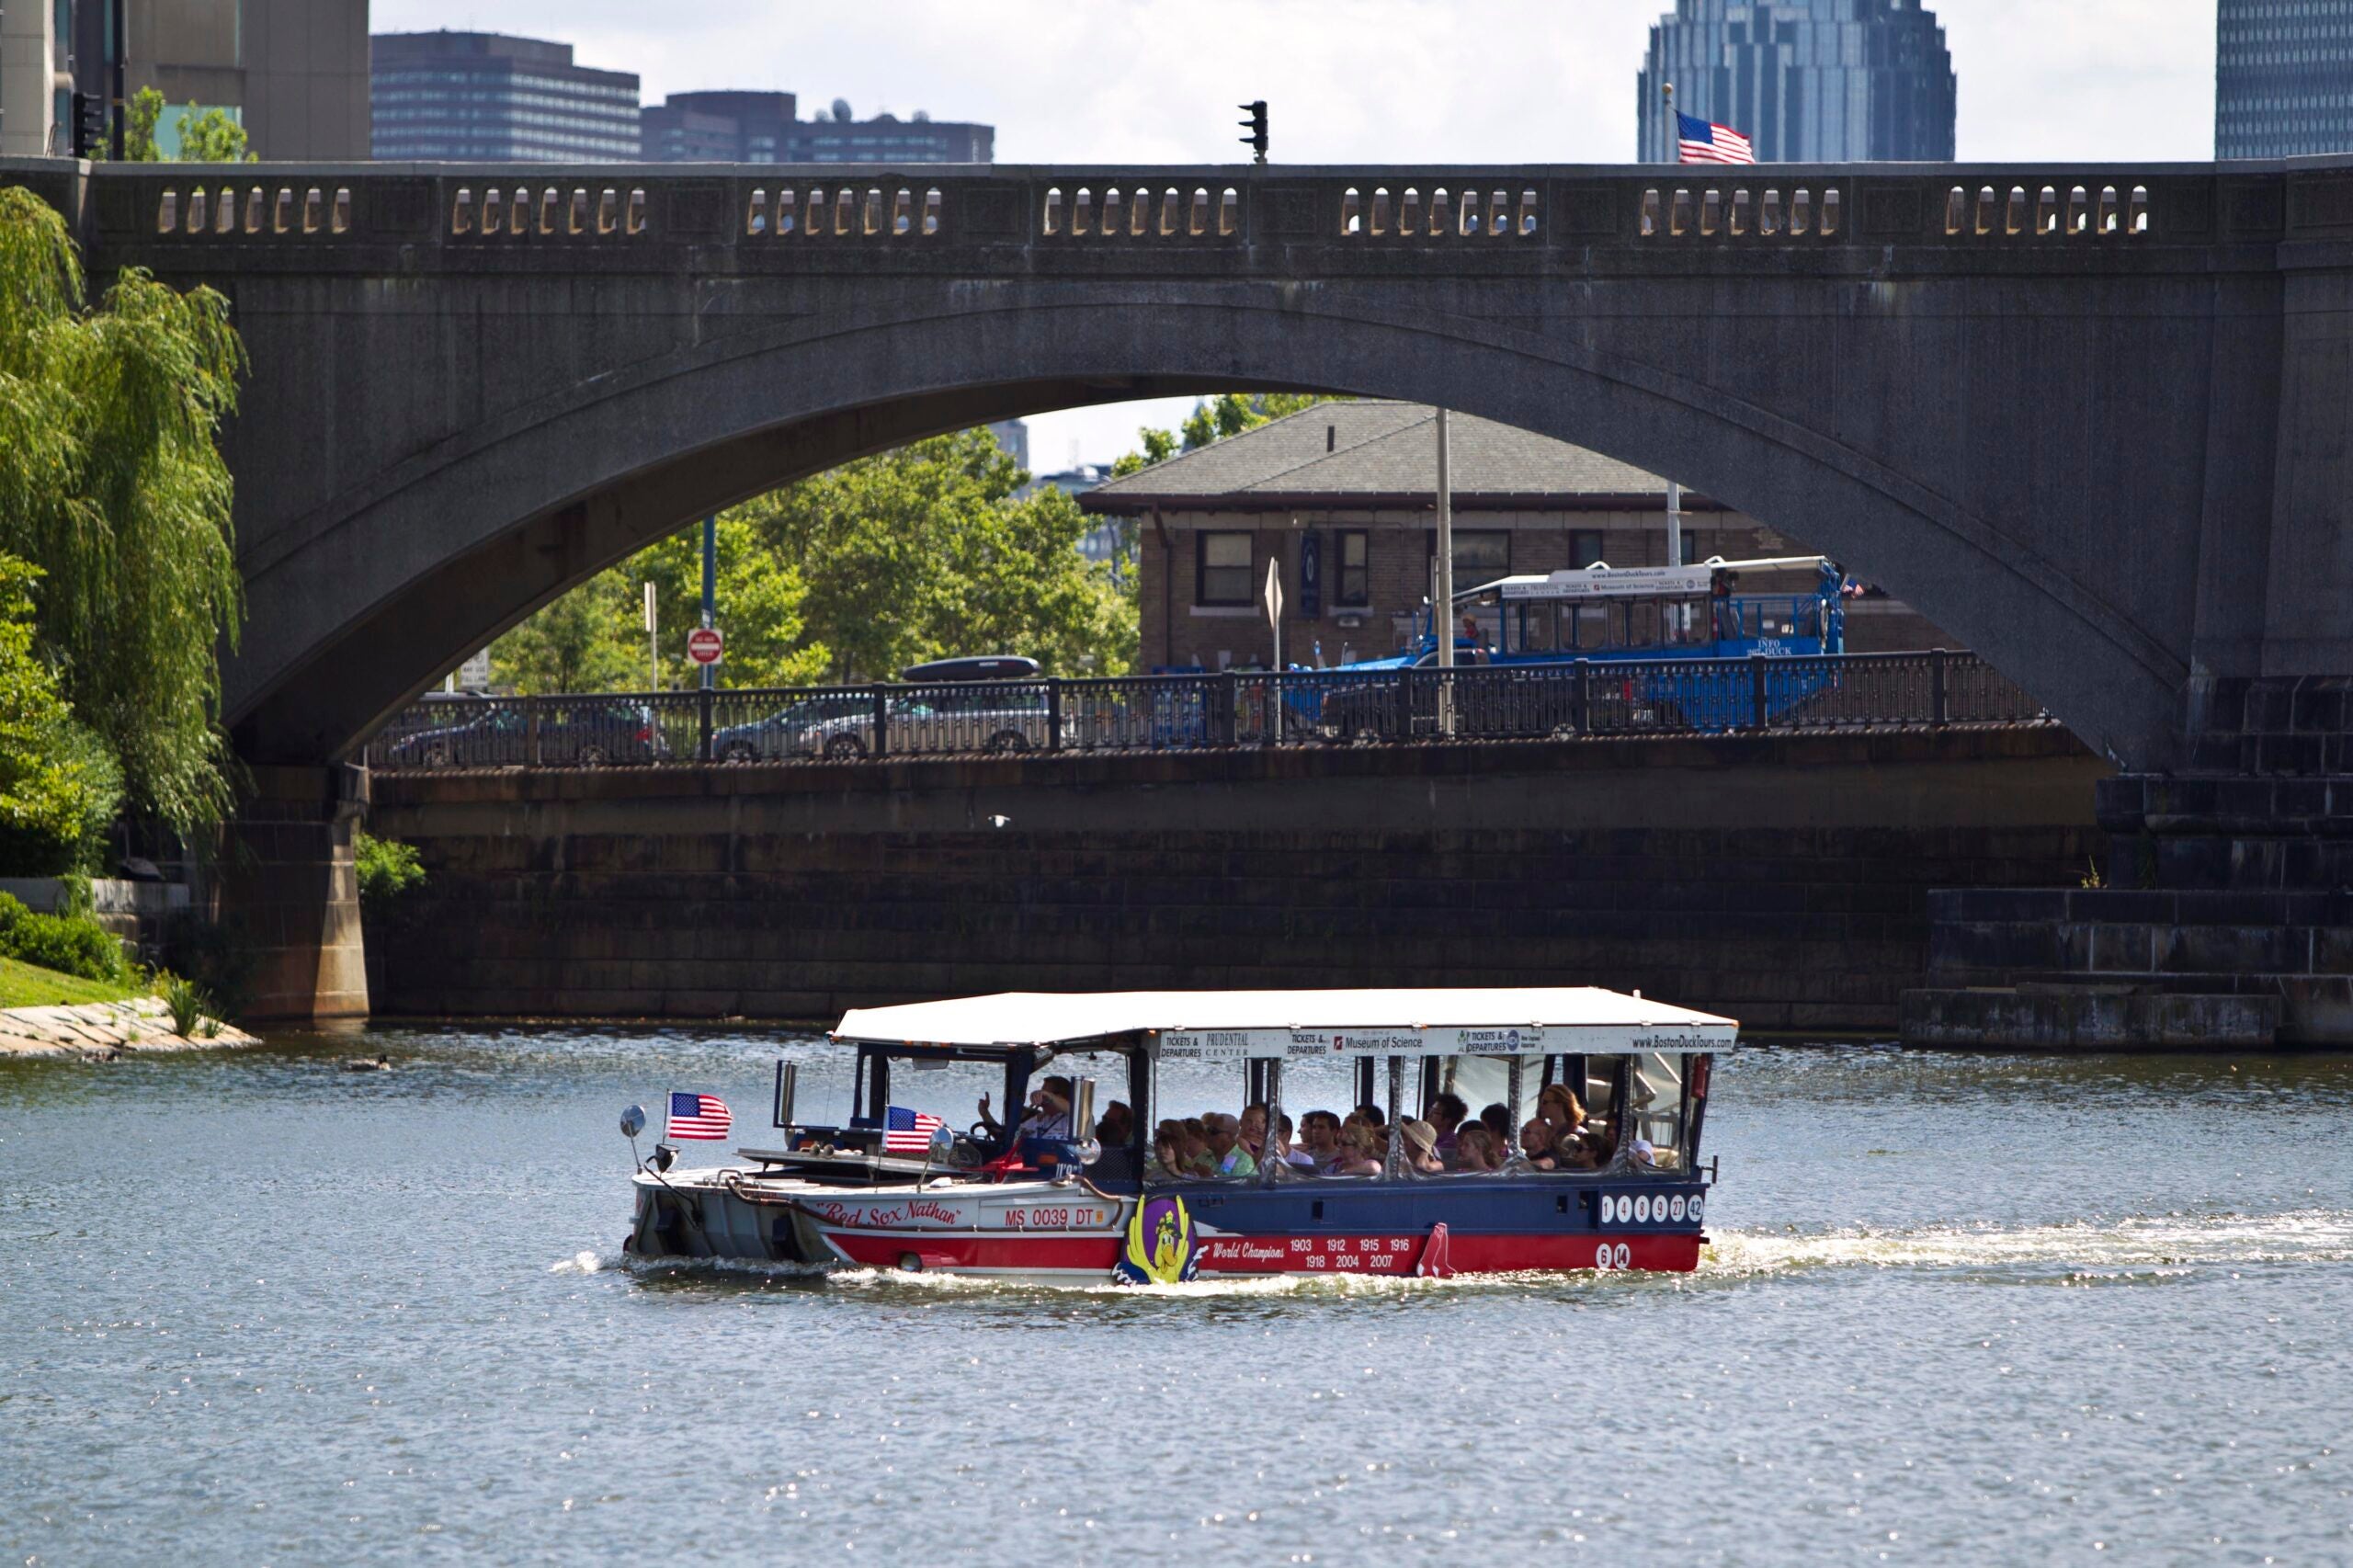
[{"left": 1078, "top": 401, "right": 1705, "bottom": 514}]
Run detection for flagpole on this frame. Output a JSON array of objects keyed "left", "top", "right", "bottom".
[{"left": 1663, "top": 81, "right": 1675, "bottom": 165}]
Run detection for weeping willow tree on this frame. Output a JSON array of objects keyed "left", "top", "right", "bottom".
[{"left": 0, "top": 186, "right": 245, "bottom": 837}]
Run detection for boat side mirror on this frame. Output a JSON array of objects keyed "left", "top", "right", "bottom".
[
  {"left": 620, "top": 1104, "right": 646, "bottom": 1139},
  {"left": 928, "top": 1127, "right": 955, "bottom": 1164}
]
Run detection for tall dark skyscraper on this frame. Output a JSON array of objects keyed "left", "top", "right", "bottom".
[
  {"left": 2217, "top": 0, "right": 2353, "bottom": 158},
  {"left": 372, "top": 32, "right": 641, "bottom": 162},
  {"left": 1637, "top": 0, "right": 1956, "bottom": 164}
]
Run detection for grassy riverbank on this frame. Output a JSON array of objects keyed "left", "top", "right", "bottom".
[{"left": 0, "top": 957, "right": 145, "bottom": 1010}]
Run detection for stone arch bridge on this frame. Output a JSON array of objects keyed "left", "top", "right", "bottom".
[{"left": 7, "top": 155, "right": 2349, "bottom": 1019}]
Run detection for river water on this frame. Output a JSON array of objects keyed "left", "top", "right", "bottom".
[{"left": 2, "top": 1028, "right": 2347, "bottom": 1565}]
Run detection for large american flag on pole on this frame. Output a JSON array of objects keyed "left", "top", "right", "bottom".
[
  {"left": 666, "top": 1091, "right": 732, "bottom": 1141},
  {"left": 1677, "top": 110, "right": 1756, "bottom": 166},
  {"left": 882, "top": 1105, "right": 946, "bottom": 1155}
]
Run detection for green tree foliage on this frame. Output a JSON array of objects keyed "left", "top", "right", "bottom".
[
  {"left": 0, "top": 891, "right": 138, "bottom": 985},
  {"left": 749, "top": 430, "right": 1132, "bottom": 679},
  {"left": 121, "top": 87, "right": 256, "bottom": 164},
  {"left": 0, "top": 555, "right": 122, "bottom": 874},
  {"left": 631, "top": 517, "right": 831, "bottom": 690},
  {"left": 488, "top": 572, "right": 646, "bottom": 697},
  {"left": 491, "top": 429, "right": 1134, "bottom": 690},
  {"left": 489, "top": 517, "right": 831, "bottom": 695},
  {"left": 0, "top": 188, "right": 242, "bottom": 837},
  {"left": 353, "top": 830, "right": 426, "bottom": 907}
]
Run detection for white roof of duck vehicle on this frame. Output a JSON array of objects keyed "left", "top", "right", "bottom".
[{"left": 832, "top": 986, "right": 1738, "bottom": 1058}]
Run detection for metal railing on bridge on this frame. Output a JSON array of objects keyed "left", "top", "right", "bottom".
[{"left": 361, "top": 650, "right": 2048, "bottom": 772}]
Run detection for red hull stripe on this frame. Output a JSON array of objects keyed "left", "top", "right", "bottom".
[{"left": 817, "top": 1228, "right": 1703, "bottom": 1276}]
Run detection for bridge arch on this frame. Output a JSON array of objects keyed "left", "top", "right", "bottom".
[{"left": 233, "top": 283, "right": 2177, "bottom": 767}]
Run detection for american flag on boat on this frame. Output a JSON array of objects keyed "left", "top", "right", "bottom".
[
  {"left": 1677, "top": 110, "right": 1756, "bottom": 166},
  {"left": 882, "top": 1105, "right": 946, "bottom": 1154},
  {"left": 666, "top": 1092, "right": 732, "bottom": 1141}
]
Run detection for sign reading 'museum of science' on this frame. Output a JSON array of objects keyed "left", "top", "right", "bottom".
[{"left": 1153, "top": 1020, "right": 1735, "bottom": 1061}]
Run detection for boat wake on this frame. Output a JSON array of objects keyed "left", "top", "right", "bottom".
[{"left": 1701, "top": 1208, "right": 2353, "bottom": 1282}]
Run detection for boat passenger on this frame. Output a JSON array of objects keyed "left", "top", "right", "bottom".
[
  {"left": 1275, "top": 1113, "right": 1316, "bottom": 1171},
  {"left": 1452, "top": 1124, "right": 1505, "bottom": 1173},
  {"left": 1519, "top": 1118, "right": 1560, "bottom": 1170},
  {"left": 1179, "top": 1118, "right": 1214, "bottom": 1176},
  {"left": 1326, "top": 1123, "right": 1383, "bottom": 1176},
  {"left": 1536, "top": 1084, "right": 1585, "bottom": 1134},
  {"left": 1150, "top": 1126, "right": 1188, "bottom": 1179},
  {"left": 975, "top": 1075, "right": 1074, "bottom": 1142},
  {"left": 1297, "top": 1110, "right": 1344, "bottom": 1171},
  {"left": 1097, "top": 1100, "right": 1134, "bottom": 1148},
  {"left": 1353, "top": 1103, "right": 1387, "bottom": 1131},
  {"left": 1202, "top": 1113, "right": 1258, "bottom": 1180},
  {"left": 1552, "top": 1129, "right": 1603, "bottom": 1171},
  {"left": 1239, "top": 1102, "right": 1270, "bottom": 1159},
  {"left": 1478, "top": 1102, "right": 1513, "bottom": 1146},
  {"left": 1400, "top": 1119, "right": 1445, "bottom": 1175},
  {"left": 1427, "top": 1094, "right": 1469, "bottom": 1156}
]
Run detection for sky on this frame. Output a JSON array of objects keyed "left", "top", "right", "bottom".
[{"left": 377, "top": 0, "right": 2225, "bottom": 469}]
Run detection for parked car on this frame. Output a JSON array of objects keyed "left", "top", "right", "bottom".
[
  {"left": 710, "top": 693, "right": 875, "bottom": 763},
  {"left": 382, "top": 699, "right": 670, "bottom": 767},
  {"left": 802, "top": 684, "right": 1054, "bottom": 759}
]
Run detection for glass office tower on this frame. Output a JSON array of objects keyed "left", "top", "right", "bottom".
[
  {"left": 2217, "top": 0, "right": 2353, "bottom": 158},
  {"left": 372, "top": 31, "right": 640, "bottom": 162},
  {"left": 1637, "top": 0, "right": 1956, "bottom": 164}
]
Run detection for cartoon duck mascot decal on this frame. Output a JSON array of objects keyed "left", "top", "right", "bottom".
[{"left": 1114, "top": 1194, "right": 1199, "bottom": 1284}]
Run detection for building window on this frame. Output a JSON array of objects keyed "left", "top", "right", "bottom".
[
  {"left": 1430, "top": 529, "right": 1510, "bottom": 586},
  {"left": 1568, "top": 528, "right": 1606, "bottom": 569},
  {"left": 1197, "top": 531, "right": 1253, "bottom": 605},
  {"left": 1336, "top": 530, "right": 1370, "bottom": 606}
]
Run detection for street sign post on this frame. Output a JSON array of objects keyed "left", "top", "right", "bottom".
[{"left": 686, "top": 627, "right": 724, "bottom": 666}]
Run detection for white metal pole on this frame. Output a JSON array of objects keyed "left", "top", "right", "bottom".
[
  {"left": 642, "top": 581, "right": 658, "bottom": 691},
  {"left": 1435, "top": 406, "right": 1455, "bottom": 736}
]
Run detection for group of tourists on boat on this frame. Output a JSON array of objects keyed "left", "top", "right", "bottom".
[{"left": 974, "top": 1068, "right": 1674, "bottom": 1186}]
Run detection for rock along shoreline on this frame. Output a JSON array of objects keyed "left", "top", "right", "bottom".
[{"left": 0, "top": 997, "right": 258, "bottom": 1060}]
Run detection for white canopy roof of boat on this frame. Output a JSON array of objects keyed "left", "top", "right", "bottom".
[{"left": 833, "top": 987, "right": 1738, "bottom": 1060}]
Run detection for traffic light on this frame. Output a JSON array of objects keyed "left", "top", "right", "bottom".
[
  {"left": 71, "top": 91, "right": 109, "bottom": 159},
  {"left": 1238, "top": 99, "right": 1267, "bottom": 164}
]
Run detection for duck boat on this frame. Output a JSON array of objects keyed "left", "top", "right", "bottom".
[{"left": 622, "top": 987, "right": 1734, "bottom": 1280}]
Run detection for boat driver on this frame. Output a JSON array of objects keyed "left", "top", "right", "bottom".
[{"left": 976, "top": 1074, "right": 1075, "bottom": 1144}]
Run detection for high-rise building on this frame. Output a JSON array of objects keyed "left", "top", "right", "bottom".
[
  {"left": 642, "top": 90, "right": 795, "bottom": 162},
  {"left": 371, "top": 31, "right": 638, "bottom": 162},
  {"left": 0, "top": 0, "right": 73, "bottom": 156},
  {"left": 784, "top": 99, "right": 992, "bottom": 163},
  {"left": 4, "top": 0, "right": 368, "bottom": 161},
  {"left": 1637, "top": 0, "right": 1955, "bottom": 164},
  {"left": 2217, "top": 0, "right": 2353, "bottom": 159},
  {"left": 640, "top": 92, "right": 993, "bottom": 165}
]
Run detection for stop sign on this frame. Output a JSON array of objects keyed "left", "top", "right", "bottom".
[{"left": 686, "top": 627, "right": 724, "bottom": 665}]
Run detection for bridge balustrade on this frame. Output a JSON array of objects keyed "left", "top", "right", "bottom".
[
  {"left": 102, "top": 164, "right": 2214, "bottom": 264},
  {"left": 363, "top": 652, "right": 2046, "bottom": 773}
]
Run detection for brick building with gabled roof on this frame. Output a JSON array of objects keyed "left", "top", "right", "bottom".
[{"left": 1079, "top": 401, "right": 1943, "bottom": 671}]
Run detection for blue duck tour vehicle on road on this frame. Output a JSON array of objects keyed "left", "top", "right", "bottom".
[
  {"left": 622, "top": 986, "right": 1737, "bottom": 1280},
  {"left": 1303, "top": 555, "right": 1847, "bottom": 740}
]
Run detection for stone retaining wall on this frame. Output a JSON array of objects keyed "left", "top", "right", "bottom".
[{"left": 367, "top": 728, "right": 2106, "bottom": 1033}]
